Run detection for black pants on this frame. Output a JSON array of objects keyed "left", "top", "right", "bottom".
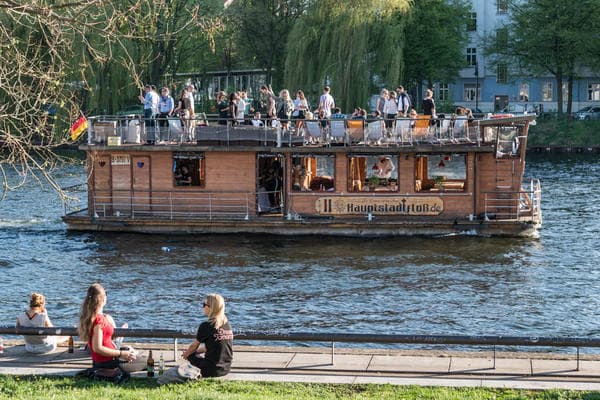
[{"left": 188, "top": 354, "right": 227, "bottom": 378}]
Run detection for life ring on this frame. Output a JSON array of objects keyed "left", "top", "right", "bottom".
[{"left": 491, "top": 113, "right": 514, "bottom": 118}]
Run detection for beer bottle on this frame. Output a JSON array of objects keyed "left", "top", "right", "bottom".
[
  {"left": 147, "top": 350, "right": 155, "bottom": 377},
  {"left": 68, "top": 336, "right": 74, "bottom": 353},
  {"left": 159, "top": 352, "right": 165, "bottom": 375}
]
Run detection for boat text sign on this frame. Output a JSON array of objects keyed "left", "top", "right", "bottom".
[{"left": 315, "top": 196, "right": 443, "bottom": 216}]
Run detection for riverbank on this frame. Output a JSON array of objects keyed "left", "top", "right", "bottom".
[
  {"left": 2, "top": 340, "right": 600, "bottom": 393},
  {"left": 528, "top": 118, "right": 600, "bottom": 147}
]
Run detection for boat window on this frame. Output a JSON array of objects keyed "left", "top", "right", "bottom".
[
  {"left": 496, "top": 126, "right": 522, "bottom": 158},
  {"left": 172, "top": 152, "right": 205, "bottom": 187},
  {"left": 291, "top": 154, "right": 335, "bottom": 192},
  {"left": 347, "top": 155, "right": 398, "bottom": 192},
  {"left": 415, "top": 154, "right": 466, "bottom": 192}
]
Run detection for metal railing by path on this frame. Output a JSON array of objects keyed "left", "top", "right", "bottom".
[{"left": 0, "top": 326, "right": 596, "bottom": 371}]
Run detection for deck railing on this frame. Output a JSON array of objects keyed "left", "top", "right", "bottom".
[
  {"left": 483, "top": 178, "right": 542, "bottom": 222},
  {"left": 83, "top": 115, "right": 533, "bottom": 148},
  {"left": 0, "top": 325, "right": 594, "bottom": 370},
  {"left": 90, "top": 189, "right": 282, "bottom": 220}
]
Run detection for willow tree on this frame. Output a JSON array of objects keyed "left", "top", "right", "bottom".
[
  {"left": 284, "top": 0, "right": 411, "bottom": 112},
  {"left": 0, "top": 0, "right": 219, "bottom": 199}
]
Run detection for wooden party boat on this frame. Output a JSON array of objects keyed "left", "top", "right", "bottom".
[{"left": 62, "top": 114, "right": 541, "bottom": 237}]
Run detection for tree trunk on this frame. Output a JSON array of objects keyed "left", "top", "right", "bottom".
[{"left": 555, "top": 65, "right": 564, "bottom": 116}]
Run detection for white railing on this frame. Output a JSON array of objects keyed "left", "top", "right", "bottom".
[
  {"left": 483, "top": 178, "right": 542, "bottom": 222},
  {"left": 91, "top": 189, "right": 282, "bottom": 220},
  {"left": 84, "top": 115, "right": 533, "bottom": 148}
]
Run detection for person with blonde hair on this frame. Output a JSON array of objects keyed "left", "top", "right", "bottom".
[
  {"left": 78, "top": 283, "right": 144, "bottom": 379},
  {"left": 16, "top": 292, "right": 64, "bottom": 353},
  {"left": 181, "top": 293, "right": 233, "bottom": 378}
]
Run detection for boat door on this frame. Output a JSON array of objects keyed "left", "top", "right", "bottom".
[
  {"left": 132, "top": 156, "right": 151, "bottom": 213},
  {"left": 110, "top": 154, "right": 132, "bottom": 215},
  {"left": 91, "top": 154, "right": 111, "bottom": 216},
  {"left": 257, "top": 153, "right": 285, "bottom": 214}
]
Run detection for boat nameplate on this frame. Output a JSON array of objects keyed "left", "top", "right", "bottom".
[
  {"left": 315, "top": 196, "right": 443, "bottom": 216},
  {"left": 111, "top": 154, "right": 131, "bottom": 166}
]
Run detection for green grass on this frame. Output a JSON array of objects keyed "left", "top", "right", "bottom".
[
  {"left": 528, "top": 118, "right": 600, "bottom": 147},
  {"left": 1, "top": 376, "right": 600, "bottom": 400}
]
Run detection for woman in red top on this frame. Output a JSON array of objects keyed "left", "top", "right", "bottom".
[{"left": 77, "top": 283, "right": 136, "bottom": 369}]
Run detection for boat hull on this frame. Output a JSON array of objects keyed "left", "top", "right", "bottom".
[{"left": 62, "top": 213, "right": 540, "bottom": 238}]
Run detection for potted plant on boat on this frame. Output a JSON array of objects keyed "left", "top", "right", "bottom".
[
  {"left": 367, "top": 175, "right": 380, "bottom": 191},
  {"left": 433, "top": 175, "right": 445, "bottom": 191}
]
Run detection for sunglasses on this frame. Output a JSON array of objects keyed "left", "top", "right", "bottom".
[{"left": 202, "top": 302, "right": 209, "bottom": 308}]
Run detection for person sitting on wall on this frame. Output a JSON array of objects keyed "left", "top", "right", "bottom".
[{"left": 174, "top": 165, "right": 192, "bottom": 186}]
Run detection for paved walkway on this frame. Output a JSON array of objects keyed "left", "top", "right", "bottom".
[{"left": 1, "top": 341, "right": 600, "bottom": 391}]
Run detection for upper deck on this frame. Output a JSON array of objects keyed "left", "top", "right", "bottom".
[{"left": 83, "top": 114, "right": 536, "bottom": 154}]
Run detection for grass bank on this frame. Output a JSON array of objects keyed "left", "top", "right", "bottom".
[
  {"left": 1, "top": 376, "right": 599, "bottom": 400},
  {"left": 528, "top": 118, "right": 600, "bottom": 147}
]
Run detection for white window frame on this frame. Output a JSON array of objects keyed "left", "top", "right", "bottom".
[
  {"left": 519, "top": 83, "right": 529, "bottom": 102},
  {"left": 497, "top": 0, "right": 508, "bottom": 14},
  {"left": 467, "top": 12, "right": 477, "bottom": 32},
  {"left": 542, "top": 82, "right": 553, "bottom": 102},
  {"left": 587, "top": 83, "right": 600, "bottom": 101},
  {"left": 497, "top": 63, "right": 507, "bottom": 84},
  {"left": 438, "top": 83, "right": 449, "bottom": 101},
  {"left": 463, "top": 83, "right": 479, "bottom": 102},
  {"left": 466, "top": 48, "right": 477, "bottom": 67}
]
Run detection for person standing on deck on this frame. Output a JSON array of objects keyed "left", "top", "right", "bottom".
[
  {"left": 396, "top": 85, "right": 411, "bottom": 118},
  {"left": 158, "top": 87, "right": 174, "bottom": 142},
  {"left": 139, "top": 85, "right": 159, "bottom": 144},
  {"left": 318, "top": 86, "right": 335, "bottom": 118},
  {"left": 422, "top": 89, "right": 436, "bottom": 118}
]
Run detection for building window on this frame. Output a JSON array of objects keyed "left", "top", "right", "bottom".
[
  {"left": 466, "top": 48, "right": 477, "bottom": 66},
  {"left": 497, "top": 63, "right": 507, "bottom": 83},
  {"left": 519, "top": 83, "right": 529, "bottom": 102},
  {"left": 589, "top": 83, "right": 600, "bottom": 101},
  {"left": 542, "top": 82, "right": 553, "bottom": 101},
  {"left": 463, "top": 83, "right": 479, "bottom": 102},
  {"left": 347, "top": 155, "right": 398, "bottom": 192},
  {"left": 438, "top": 83, "right": 449, "bottom": 101},
  {"left": 415, "top": 154, "right": 466, "bottom": 192},
  {"left": 496, "top": 28, "right": 508, "bottom": 49},
  {"left": 562, "top": 82, "right": 569, "bottom": 101},
  {"left": 467, "top": 12, "right": 477, "bottom": 31},
  {"left": 292, "top": 154, "right": 335, "bottom": 192},
  {"left": 173, "top": 152, "right": 205, "bottom": 187},
  {"left": 497, "top": 0, "right": 508, "bottom": 13}
]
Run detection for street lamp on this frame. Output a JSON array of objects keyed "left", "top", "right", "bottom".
[{"left": 474, "top": 61, "right": 479, "bottom": 111}]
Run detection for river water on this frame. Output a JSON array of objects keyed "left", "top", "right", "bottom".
[{"left": 0, "top": 154, "right": 599, "bottom": 345}]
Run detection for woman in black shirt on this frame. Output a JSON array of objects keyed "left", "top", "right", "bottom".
[{"left": 181, "top": 293, "right": 233, "bottom": 377}]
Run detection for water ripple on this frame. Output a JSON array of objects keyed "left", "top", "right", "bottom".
[{"left": 0, "top": 154, "right": 598, "bottom": 344}]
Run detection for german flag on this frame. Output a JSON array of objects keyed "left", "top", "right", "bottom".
[{"left": 70, "top": 115, "right": 88, "bottom": 141}]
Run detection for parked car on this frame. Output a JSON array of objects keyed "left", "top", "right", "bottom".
[
  {"left": 572, "top": 106, "right": 600, "bottom": 120},
  {"left": 499, "top": 104, "right": 537, "bottom": 115}
]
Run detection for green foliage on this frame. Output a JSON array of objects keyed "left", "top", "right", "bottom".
[
  {"left": 484, "top": 1, "right": 600, "bottom": 115},
  {"left": 225, "top": 0, "right": 308, "bottom": 87},
  {"left": 1, "top": 375, "right": 598, "bottom": 400},
  {"left": 528, "top": 119, "right": 600, "bottom": 147},
  {"left": 284, "top": 0, "right": 411, "bottom": 112},
  {"left": 403, "top": 0, "right": 471, "bottom": 108}
]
